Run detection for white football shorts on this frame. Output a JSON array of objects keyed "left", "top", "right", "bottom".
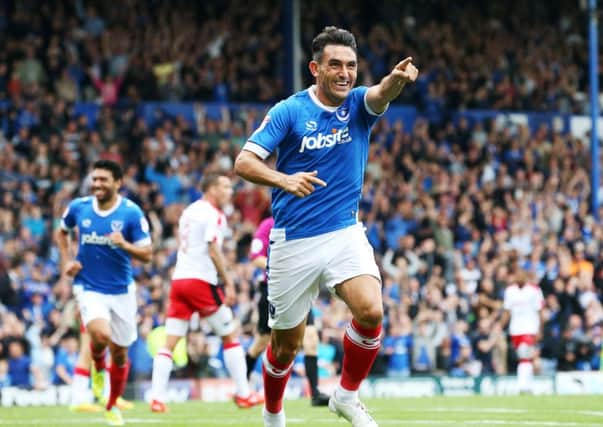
[
  {"left": 267, "top": 223, "right": 381, "bottom": 330},
  {"left": 72, "top": 283, "right": 85, "bottom": 306},
  {"left": 78, "top": 283, "right": 138, "bottom": 347},
  {"left": 165, "top": 304, "right": 235, "bottom": 338}
]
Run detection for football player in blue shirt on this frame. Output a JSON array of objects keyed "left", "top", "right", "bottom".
[
  {"left": 235, "top": 26, "right": 418, "bottom": 427},
  {"left": 56, "top": 160, "right": 152, "bottom": 426}
]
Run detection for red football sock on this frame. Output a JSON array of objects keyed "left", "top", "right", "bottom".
[
  {"left": 262, "top": 344, "right": 293, "bottom": 414},
  {"left": 90, "top": 343, "right": 107, "bottom": 372},
  {"left": 74, "top": 366, "right": 90, "bottom": 377},
  {"left": 106, "top": 362, "right": 129, "bottom": 410},
  {"left": 340, "top": 319, "right": 382, "bottom": 391}
]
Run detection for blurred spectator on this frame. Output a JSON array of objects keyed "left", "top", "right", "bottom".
[
  {"left": 411, "top": 311, "right": 445, "bottom": 374},
  {"left": 317, "top": 332, "right": 337, "bottom": 379},
  {"left": 129, "top": 316, "right": 154, "bottom": 380},
  {"left": 0, "top": 256, "right": 18, "bottom": 309},
  {"left": 0, "top": 358, "right": 10, "bottom": 387},
  {"left": 472, "top": 317, "right": 498, "bottom": 375},
  {"left": 382, "top": 313, "right": 412, "bottom": 377},
  {"left": 53, "top": 333, "right": 78, "bottom": 385},
  {"left": 7, "top": 340, "right": 35, "bottom": 388}
]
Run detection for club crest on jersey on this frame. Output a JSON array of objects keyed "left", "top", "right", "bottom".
[
  {"left": 305, "top": 120, "right": 317, "bottom": 131},
  {"left": 336, "top": 106, "right": 350, "bottom": 122},
  {"left": 111, "top": 220, "right": 124, "bottom": 232},
  {"left": 82, "top": 219, "right": 91, "bottom": 228}
]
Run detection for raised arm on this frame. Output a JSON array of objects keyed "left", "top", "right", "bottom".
[{"left": 366, "top": 56, "right": 419, "bottom": 114}]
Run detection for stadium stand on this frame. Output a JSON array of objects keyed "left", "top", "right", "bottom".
[{"left": 0, "top": 0, "right": 601, "bottom": 393}]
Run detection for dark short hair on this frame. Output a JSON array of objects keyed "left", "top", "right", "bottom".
[
  {"left": 312, "top": 26, "right": 357, "bottom": 62},
  {"left": 93, "top": 159, "right": 123, "bottom": 180},
  {"left": 201, "top": 173, "right": 224, "bottom": 192}
]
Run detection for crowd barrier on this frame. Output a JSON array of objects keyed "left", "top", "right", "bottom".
[{"left": 2, "top": 371, "right": 602, "bottom": 407}]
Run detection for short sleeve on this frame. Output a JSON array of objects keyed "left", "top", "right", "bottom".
[
  {"left": 129, "top": 206, "right": 152, "bottom": 247},
  {"left": 502, "top": 289, "right": 512, "bottom": 310},
  {"left": 245, "top": 101, "right": 291, "bottom": 159},
  {"left": 204, "top": 213, "right": 222, "bottom": 243},
  {"left": 54, "top": 350, "right": 68, "bottom": 368},
  {"left": 355, "top": 86, "right": 385, "bottom": 129},
  {"left": 60, "top": 200, "right": 79, "bottom": 230},
  {"left": 536, "top": 288, "right": 545, "bottom": 310}
]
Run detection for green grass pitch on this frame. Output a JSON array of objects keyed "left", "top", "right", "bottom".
[{"left": 1, "top": 395, "right": 602, "bottom": 426}]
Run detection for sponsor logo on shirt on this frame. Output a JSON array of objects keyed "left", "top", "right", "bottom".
[
  {"left": 81, "top": 231, "right": 117, "bottom": 248},
  {"left": 299, "top": 127, "right": 352, "bottom": 153}
]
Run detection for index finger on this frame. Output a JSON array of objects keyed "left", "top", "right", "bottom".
[
  {"left": 396, "top": 56, "right": 413, "bottom": 69},
  {"left": 308, "top": 175, "right": 327, "bottom": 187}
]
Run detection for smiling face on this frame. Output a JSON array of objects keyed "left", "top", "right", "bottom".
[
  {"left": 91, "top": 167, "right": 121, "bottom": 204},
  {"left": 310, "top": 44, "right": 357, "bottom": 107}
]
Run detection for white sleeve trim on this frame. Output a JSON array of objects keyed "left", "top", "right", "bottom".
[
  {"left": 134, "top": 237, "right": 152, "bottom": 247},
  {"left": 60, "top": 220, "right": 72, "bottom": 231},
  {"left": 364, "top": 91, "right": 389, "bottom": 116},
  {"left": 243, "top": 142, "right": 271, "bottom": 160}
]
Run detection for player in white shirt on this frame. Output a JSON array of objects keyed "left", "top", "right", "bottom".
[
  {"left": 149, "top": 174, "right": 263, "bottom": 413},
  {"left": 501, "top": 270, "right": 545, "bottom": 394}
]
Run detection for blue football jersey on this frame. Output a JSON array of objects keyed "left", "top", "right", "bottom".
[
  {"left": 61, "top": 196, "right": 151, "bottom": 294},
  {"left": 246, "top": 86, "right": 382, "bottom": 239}
]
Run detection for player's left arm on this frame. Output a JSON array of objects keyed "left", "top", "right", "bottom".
[
  {"left": 109, "top": 231, "right": 152, "bottom": 263},
  {"left": 366, "top": 56, "right": 419, "bottom": 114},
  {"left": 537, "top": 290, "right": 545, "bottom": 340},
  {"left": 499, "top": 309, "right": 510, "bottom": 330},
  {"left": 108, "top": 208, "right": 153, "bottom": 263},
  {"left": 208, "top": 241, "right": 236, "bottom": 306}
]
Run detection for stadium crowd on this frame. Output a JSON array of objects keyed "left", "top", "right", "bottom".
[
  {"left": 0, "top": 0, "right": 602, "bottom": 391},
  {"left": 0, "top": 0, "right": 594, "bottom": 111}
]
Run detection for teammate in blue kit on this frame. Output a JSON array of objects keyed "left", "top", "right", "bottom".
[
  {"left": 56, "top": 160, "right": 152, "bottom": 426},
  {"left": 235, "top": 26, "right": 418, "bottom": 427}
]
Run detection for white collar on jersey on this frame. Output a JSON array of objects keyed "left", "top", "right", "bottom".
[
  {"left": 308, "top": 85, "right": 339, "bottom": 112},
  {"left": 93, "top": 195, "right": 122, "bottom": 217}
]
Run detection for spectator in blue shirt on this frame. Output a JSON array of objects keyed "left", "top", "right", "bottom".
[
  {"left": 53, "top": 333, "right": 79, "bottom": 385},
  {"left": 385, "top": 198, "right": 418, "bottom": 250},
  {"left": 383, "top": 314, "right": 413, "bottom": 377},
  {"left": 7, "top": 340, "right": 33, "bottom": 388},
  {"left": 128, "top": 317, "right": 154, "bottom": 380},
  {"left": 144, "top": 162, "right": 183, "bottom": 205},
  {"left": 0, "top": 359, "right": 10, "bottom": 387}
]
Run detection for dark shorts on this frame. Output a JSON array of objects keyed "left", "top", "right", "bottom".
[{"left": 257, "top": 281, "right": 314, "bottom": 335}]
